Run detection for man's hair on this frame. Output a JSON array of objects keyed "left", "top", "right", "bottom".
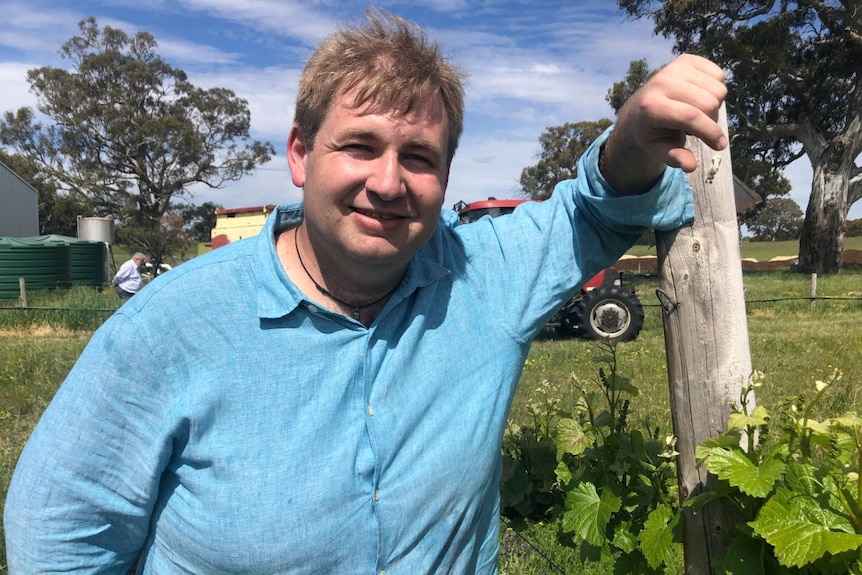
[
  {"left": 132, "top": 253, "right": 147, "bottom": 262},
  {"left": 294, "top": 9, "right": 466, "bottom": 165}
]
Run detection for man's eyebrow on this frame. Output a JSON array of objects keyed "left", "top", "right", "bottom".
[{"left": 405, "top": 137, "right": 444, "bottom": 159}]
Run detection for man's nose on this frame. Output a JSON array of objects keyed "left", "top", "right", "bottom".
[{"left": 366, "top": 152, "right": 406, "bottom": 201}]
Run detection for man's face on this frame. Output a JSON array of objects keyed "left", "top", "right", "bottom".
[{"left": 287, "top": 88, "right": 449, "bottom": 273}]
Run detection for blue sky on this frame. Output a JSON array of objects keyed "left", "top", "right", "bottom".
[{"left": 1, "top": 0, "right": 847, "bottom": 219}]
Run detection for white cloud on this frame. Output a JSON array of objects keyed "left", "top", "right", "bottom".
[
  {"left": 0, "top": 63, "right": 38, "bottom": 112},
  {"left": 155, "top": 38, "right": 243, "bottom": 65},
  {"left": 187, "top": 156, "right": 299, "bottom": 209},
  {"left": 178, "top": 0, "right": 338, "bottom": 45},
  {"left": 3, "top": 0, "right": 856, "bottom": 221},
  {"left": 187, "top": 65, "right": 299, "bottom": 144}
]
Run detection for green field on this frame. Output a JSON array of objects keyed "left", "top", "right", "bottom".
[
  {"left": 625, "top": 235, "right": 862, "bottom": 259},
  {"left": 2, "top": 266, "right": 861, "bottom": 574}
]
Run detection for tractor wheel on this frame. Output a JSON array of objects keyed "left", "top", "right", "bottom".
[{"left": 572, "top": 285, "right": 644, "bottom": 342}]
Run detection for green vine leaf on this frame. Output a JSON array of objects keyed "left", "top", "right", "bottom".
[
  {"left": 555, "top": 460, "right": 572, "bottom": 486},
  {"left": 749, "top": 488, "right": 862, "bottom": 568},
  {"left": 562, "top": 482, "right": 621, "bottom": 547},
  {"left": 554, "top": 417, "right": 590, "bottom": 458},
  {"left": 829, "top": 413, "right": 862, "bottom": 430},
  {"left": 612, "top": 520, "right": 638, "bottom": 554},
  {"left": 715, "top": 535, "right": 769, "bottom": 575},
  {"left": 704, "top": 447, "right": 785, "bottom": 498},
  {"left": 783, "top": 462, "right": 821, "bottom": 497},
  {"left": 638, "top": 505, "right": 680, "bottom": 569},
  {"left": 728, "top": 405, "right": 770, "bottom": 431},
  {"left": 695, "top": 431, "right": 742, "bottom": 463},
  {"left": 607, "top": 372, "right": 639, "bottom": 396}
]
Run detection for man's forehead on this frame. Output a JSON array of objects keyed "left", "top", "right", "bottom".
[{"left": 334, "top": 85, "right": 446, "bottom": 124}]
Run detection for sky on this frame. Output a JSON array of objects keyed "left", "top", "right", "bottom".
[{"left": 1, "top": 0, "right": 854, "bottom": 219}]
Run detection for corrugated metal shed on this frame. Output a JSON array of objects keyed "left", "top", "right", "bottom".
[{"left": 0, "top": 160, "right": 39, "bottom": 237}]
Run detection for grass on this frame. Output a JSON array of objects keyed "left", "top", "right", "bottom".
[
  {"left": 0, "top": 328, "right": 91, "bottom": 573},
  {"left": 625, "top": 235, "right": 862, "bottom": 259},
  {"left": 1, "top": 269, "right": 860, "bottom": 574},
  {"left": 502, "top": 270, "right": 861, "bottom": 574}
]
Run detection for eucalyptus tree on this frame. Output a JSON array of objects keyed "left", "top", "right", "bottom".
[
  {"left": 519, "top": 119, "right": 613, "bottom": 200},
  {"left": 618, "top": 0, "right": 862, "bottom": 273},
  {"left": 0, "top": 17, "right": 275, "bottom": 233}
]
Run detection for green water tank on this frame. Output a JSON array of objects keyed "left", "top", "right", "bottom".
[
  {"left": 28, "top": 235, "right": 107, "bottom": 288},
  {"left": 0, "top": 237, "right": 72, "bottom": 300}
]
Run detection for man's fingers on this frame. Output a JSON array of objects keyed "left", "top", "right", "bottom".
[
  {"left": 638, "top": 54, "right": 727, "bottom": 150},
  {"left": 665, "top": 148, "right": 698, "bottom": 174}
]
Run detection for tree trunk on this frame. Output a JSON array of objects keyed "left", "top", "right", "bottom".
[
  {"left": 657, "top": 104, "right": 752, "bottom": 574},
  {"left": 798, "top": 157, "right": 848, "bottom": 274},
  {"left": 799, "top": 160, "right": 849, "bottom": 274}
]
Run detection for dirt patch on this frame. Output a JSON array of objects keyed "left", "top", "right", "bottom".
[
  {"left": 0, "top": 325, "right": 74, "bottom": 337},
  {"left": 615, "top": 249, "right": 862, "bottom": 272}
]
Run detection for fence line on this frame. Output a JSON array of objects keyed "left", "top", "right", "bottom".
[
  {"left": 637, "top": 295, "right": 862, "bottom": 307},
  {"left": 2, "top": 295, "right": 860, "bottom": 315},
  {"left": 0, "top": 306, "right": 117, "bottom": 313}
]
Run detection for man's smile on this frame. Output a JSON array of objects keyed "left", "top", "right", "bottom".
[{"left": 352, "top": 207, "right": 406, "bottom": 221}]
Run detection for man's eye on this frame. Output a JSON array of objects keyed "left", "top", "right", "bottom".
[
  {"left": 405, "top": 153, "right": 434, "bottom": 167},
  {"left": 344, "top": 144, "right": 371, "bottom": 152}
]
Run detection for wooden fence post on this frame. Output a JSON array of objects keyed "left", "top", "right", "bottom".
[
  {"left": 656, "top": 104, "right": 753, "bottom": 574},
  {"left": 810, "top": 273, "right": 817, "bottom": 312},
  {"left": 19, "top": 277, "right": 28, "bottom": 309}
]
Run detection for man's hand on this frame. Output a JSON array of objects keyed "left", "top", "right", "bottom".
[{"left": 602, "top": 54, "right": 728, "bottom": 195}]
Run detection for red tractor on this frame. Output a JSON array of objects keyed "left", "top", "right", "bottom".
[{"left": 453, "top": 198, "right": 645, "bottom": 341}]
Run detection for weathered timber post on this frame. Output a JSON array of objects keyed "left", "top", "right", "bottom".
[
  {"left": 19, "top": 277, "right": 28, "bottom": 309},
  {"left": 656, "top": 104, "right": 753, "bottom": 574}
]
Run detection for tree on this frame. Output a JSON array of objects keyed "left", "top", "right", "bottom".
[
  {"left": 170, "top": 201, "right": 223, "bottom": 244},
  {"left": 606, "top": 58, "right": 653, "bottom": 114},
  {"left": 618, "top": 1, "right": 862, "bottom": 274},
  {"left": 519, "top": 119, "right": 613, "bottom": 200},
  {"left": 117, "top": 213, "right": 188, "bottom": 278},
  {"left": 744, "top": 196, "right": 803, "bottom": 241},
  {"left": 0, "top": 17, "right": 274, "bottom": 239}
]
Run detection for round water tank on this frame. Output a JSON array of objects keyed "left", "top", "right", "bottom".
[
  {"left": 0, "top": 237, "right": 72, "bottom": 300},
  {"left": 77, "top": 217, "right": 114, "bottom": 244},
  {"left": 29, "top": 235, "right": 108, "bottom": 288}
]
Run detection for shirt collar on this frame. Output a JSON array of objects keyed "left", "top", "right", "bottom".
[{"left": 253, "top": 203, "right": 452, "bottom": 320}]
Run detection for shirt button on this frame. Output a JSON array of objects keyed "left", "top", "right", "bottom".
[
  {"left": 374, "top": 490, "right": 381, "bottom": 501},
  {"left": 367, "top": 406, "right": 374, "bottom": 416},
  {"left": 307, "top": 304, "right": 318, "bottom": 314}
]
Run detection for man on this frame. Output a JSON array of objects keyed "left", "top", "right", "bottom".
[
  {"left": 111, "top": 252, "right": 147, "bottom": 299},
  {"left": 4, "top": 10, "right": 727, "bottom": 574}
]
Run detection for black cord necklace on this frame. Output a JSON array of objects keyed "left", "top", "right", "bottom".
[{"left": 293, "top": 228, "right": 397, "bottom": 321}]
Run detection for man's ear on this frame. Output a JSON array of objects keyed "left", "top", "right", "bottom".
[{"left": 286, "top": 125, "right": 308, "bottom": 188}]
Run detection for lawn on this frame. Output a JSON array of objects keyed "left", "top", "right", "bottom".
[
  {"left": 1, "top": 268, "right": 861, "bottom": 574},
  {"left": 625, "top": 234, "right": 862, "bottom": 260}
]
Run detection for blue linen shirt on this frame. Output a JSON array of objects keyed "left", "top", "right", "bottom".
[{"left": 4, "top": 131, "right": 694, "bottom": 574}]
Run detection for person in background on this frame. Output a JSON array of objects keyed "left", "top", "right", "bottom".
[
  {"left": 4, "top": 9, "right": 728, "bottom": 574},
  {"left": 111, "top": 252, "right": 147, "bottom": 299}
]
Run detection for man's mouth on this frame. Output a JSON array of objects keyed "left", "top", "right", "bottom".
[{"left": 353, "top": 207, "right": 404, "bottom": 221}]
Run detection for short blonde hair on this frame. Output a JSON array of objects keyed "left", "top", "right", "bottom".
[{"left": 294, "top": 9, "right": 466, "bottom": 165}]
